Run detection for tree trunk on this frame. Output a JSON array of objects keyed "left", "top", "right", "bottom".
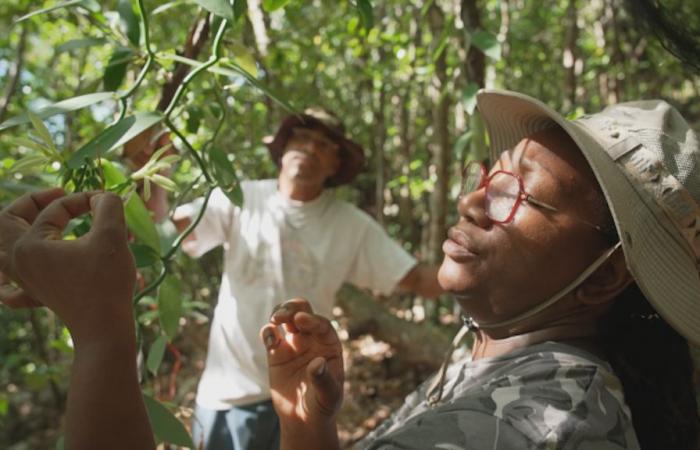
[
  {"left": 461, "top": 0, "right": 485, "bottom": 87},
  {"left": 461, "top": 0, "right": 488, "bottom": 164},
  {"left": 0, "top": 24, "right": 28, "bottom": 123},
  {"left": 373, "top": 83, "right": 387, "bottom": 226},
  {"left": 563, "top": 0, "right": 579, "bottom": 111},
  {"left": 427, "top": 3, "right": 451, "bottom": 265},
  {"left": 336, "top": 284, "right": 455, "bottom": 369}
]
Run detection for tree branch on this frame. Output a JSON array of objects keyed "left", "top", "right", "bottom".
[{"left": 0, "top": 25, "right": 29, "bottom": 123}]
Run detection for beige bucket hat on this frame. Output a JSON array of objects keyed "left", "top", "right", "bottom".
[{"left": 476, "top": 89, "right": 700, "bottom": 346}]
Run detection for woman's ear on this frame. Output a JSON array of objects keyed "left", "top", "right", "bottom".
[{"left": 576, "top": 248, "right": 633, "bottom": 305}]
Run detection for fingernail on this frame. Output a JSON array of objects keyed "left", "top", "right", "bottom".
[
  {"left": 89, "top": 193, "right": 102, "bottom": 208},
  {"left": 315, "top": 360, "right": 326, "bottom": 377},
  {"left": 271, "top": 305, "right": 288, "bottom": 320},
  {"left": 263, "top": 330, "right": 277, "bottom": 349}
]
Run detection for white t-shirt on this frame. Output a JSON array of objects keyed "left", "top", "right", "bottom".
[{"left": 174, "top": 180, "right": 417, "bottom": 409}]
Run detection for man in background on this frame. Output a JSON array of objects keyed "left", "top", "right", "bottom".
[{"left": 172, "top": 108, "right": 443, "bottom": 450}]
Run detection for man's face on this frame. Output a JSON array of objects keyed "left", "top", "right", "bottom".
[
  {"left": 438, "top": 128, "right": 610, "bottom": 327},
  {"left": 280, "top": 127, "right": 341, "bottom": 187}
]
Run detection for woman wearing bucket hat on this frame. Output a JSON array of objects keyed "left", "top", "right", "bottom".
[{"left": 260, "top": 90, "right": 700, "bottom": 450}]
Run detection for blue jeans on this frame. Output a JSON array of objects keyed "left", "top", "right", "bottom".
[{"left": 192, "top": 400, "right": 280, "bottom": 450}]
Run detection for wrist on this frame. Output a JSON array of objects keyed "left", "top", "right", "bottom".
[
  {"left": 280, "top": 420, "right": 339, "bottom": 450},
  {"left": 71, "top": 310, "right": 137, "bottom": 354}
]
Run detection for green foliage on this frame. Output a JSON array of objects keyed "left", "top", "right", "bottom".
[
  {"left": 1, "top": 0, "right": 697, "bottom": 446},
  {"left": 143, "top": 394, "right": 195, "bottom": 448},
  {"left": 67, "top": 113, "right": 163, "bottom": 169},
  {"left": 195, "top": 0, "right": 235, "bottom": 20},
  {"left": 117, "top": 0, "right": 141, "bottom": 47},
  {"left": 262, "top": 0, "right": 290, "bottom": 13},
  {"left": 146, "top": 335, "right": 168, "bottom": 376},
  {"left": 158, "top": 275, "right": 184, "bottom": 340}
]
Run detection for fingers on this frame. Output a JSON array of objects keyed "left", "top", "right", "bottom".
[
  {"left": 3, "top": 188, "right": 66, "bottom": 224},
  {"left": 88, "top": 192, "right": 127, "bottom": 239},
  {"left": 306, "top": 356, "right": 342, "bottom": 416},
  {"left": 261, "top": 324, "right": 282, "bottom": 351},
  {"left": 0, "top": 282, "right": 42, "bottom": 309},
  {"left": 270, "top": 298, "right": 314, "bottom": 333},
  {"left": 29, "top": 192, "right": 94, "bottom": 239}
]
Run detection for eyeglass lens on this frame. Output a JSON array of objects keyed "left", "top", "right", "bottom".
[
  {"left": 486, "top": 173, "right": 520, "bottom": 222},
  {"left": 462, "top": 163, "right": 521, "bottom": 223}
]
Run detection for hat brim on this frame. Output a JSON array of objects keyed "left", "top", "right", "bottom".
[
  {"left": 476, "top": 89, "right": 700, "bottom": 346},
  {"left": 266, "top": 114, "right": 365, "bottom": 187}
]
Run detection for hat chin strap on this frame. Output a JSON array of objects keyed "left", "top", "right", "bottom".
[{"left": 467, "top": 241, "right": 622, "bottom": 331}]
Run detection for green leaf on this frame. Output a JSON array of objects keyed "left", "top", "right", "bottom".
[
  {"left": 432, "top": 19, "right": 454, "bottom": 62},
  {"left": 67, "top": 112, "right": 162, "bottom": 169},
  {"left": 142, "top": 394, "right": 195, "bottom": 448},
  {"left": 453, "top": 131, "right": 473, "bottom": 161},
  {"left": 471, "top": 30, "right": 501, "bottom": 61},
  {"left": 229, "top": 43, "right": 257, "bottom": 77},
  {"left": 14, "top": 0, "right": 85, "bottom": 24},
  {"left": 233, "top": 0, "right": 247, "bottom": 20},
  {"left": 461, "top": 82, "right": 479, "bottom": 115},
  {"left": 125, "top": 193, "right": 161, "bottom": 252},
  {"left": 118, "top": 0, "right": 141, "bottom": 47},
  {"left": 11, "top": 154, "right": 49, "bottom": 174},
  {"left": 100, "top": 159, "right": 128, "bottom": 187},
  {"left": 186, "top": 106, "right": 203, "bottom": 134},
  {"left": 146, "top": 335, "right": 168, "bottom": 375},
  {"left": 130, "top": 243, "right": 161, "bottom": 268},
  {"left": 262, "top": 0, "right": 290, "bottom": 12},
  {"left": 356, "top": 0, "right": 374, "bottom": 30},
  {"left": 103, "top": 47, "right": 134, "bottom": 91},
  {"left": 55, "top": 436, "right": 64, "bottom": 450},
  {"left": 209, "top": 147, "right": 243, "bottom": 206},
  {"left": 27, "top": 111, "right": 55, "bottom": 151},
  {"left": 158, "top": 275, "right": 183, "bottom": 340},
  {"left": 55, "top": 37, "right": 107, "bottom": 54},
  {"left": 0, "top": 92, "right": 114, "bottom": 132},
  {"left": 152, "top": 0, "right": 189, "bottom": 15},
  {"left": 9, "top": 137, "right": 51, "bottom": 156},
  {"left": 194, "top": 0, "right": 234, "bottom": 20}
]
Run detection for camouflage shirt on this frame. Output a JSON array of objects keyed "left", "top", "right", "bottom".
[{"left": 359, "top": 341, "right": 640, "bottom": 449}]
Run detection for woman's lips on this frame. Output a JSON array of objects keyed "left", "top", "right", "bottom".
[{"left": 443, "top": 227, "right": 479, "bottom": 261}]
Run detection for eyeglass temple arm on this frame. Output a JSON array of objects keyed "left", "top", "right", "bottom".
[{"left": 525, "top": 194, "right": 605, "bottom": 233}]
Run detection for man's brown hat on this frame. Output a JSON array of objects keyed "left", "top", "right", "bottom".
[{"left": 265, "top": 107, "right": 365, "bottom": 187}]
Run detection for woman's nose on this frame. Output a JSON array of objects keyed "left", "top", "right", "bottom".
[{"left": 457, "top": 188, "right": 492, "bottom": 229}]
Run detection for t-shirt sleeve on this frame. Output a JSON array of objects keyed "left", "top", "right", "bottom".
[
  {"left": 172, "top": 187, "right": 235, "bottom": 258},
  {"left": 346, "top": 214, "right": 417, "bottom": 295}
]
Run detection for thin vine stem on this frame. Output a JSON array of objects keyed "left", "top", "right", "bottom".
[
  {"left": 163, "top": 19, "right": 229, "bottom": 119},
  {"left": 116, "top": 0, "right": 157, "bottom": 121},
  {"left": 132, "top": 186, "right": 214, "bottom": 304}
]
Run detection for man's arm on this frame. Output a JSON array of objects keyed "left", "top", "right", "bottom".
[
  {"left": 397, "top": 263, "right": 445, "bottom": 298},
  {"left": 0, "top": 190, "right": 154, "bottom": 450}
]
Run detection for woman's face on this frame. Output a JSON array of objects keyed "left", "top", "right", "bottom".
[{"left": 438, "top": 127, "right": 611, "bottom": 326}]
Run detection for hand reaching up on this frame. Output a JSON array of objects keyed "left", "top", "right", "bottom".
[
  {"left": 0, "top": 188, "right": 136, "bottom": 346},
  {"left": 261, "top": 298, "right": 343, "bottom": 450}
]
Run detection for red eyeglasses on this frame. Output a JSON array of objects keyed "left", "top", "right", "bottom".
[{"left": 460, "top": 161, "right": 606, "bottom": 232}]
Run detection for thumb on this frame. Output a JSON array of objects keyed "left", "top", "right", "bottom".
[
  {"left": 306, "top": 357, "right": 341, "bottom": 417},
  {"left": 89, "top": 192, "right": 127, "bottom": 239}
]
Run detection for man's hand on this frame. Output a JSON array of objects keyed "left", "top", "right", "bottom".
[
  {"left": 261, "top": 298, "right": 343, "bottom": 450},
  {"left": 0, "top": 188, "right": 136, "bottom": 346}
]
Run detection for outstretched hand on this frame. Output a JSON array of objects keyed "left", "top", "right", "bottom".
[
  {"left": 261, "top": 298, "right": 344, "bottom": 449},
  {"left": 0, "top": 188, "right": 136, "bottom": 346}
]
